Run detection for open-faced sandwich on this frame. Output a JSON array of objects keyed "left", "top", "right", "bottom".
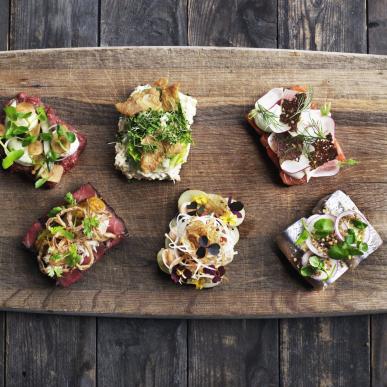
[
  {"left": 23, "top": 183, "right": 127, "bottom": 287},
  {"left": 0, "top": 93, "right": 86, "bottom": 188},
  {"left": 157, "top": 190, "right": 245, "bottom": 289},
  {"left": 247, "top": 86, "right": 356, "bottom": 185},
  {"left": 115, "top": 78, "right": 197, "bottom": 181},
  {"left": 276, "top": 190, "right": 383, "bottom": 289}
]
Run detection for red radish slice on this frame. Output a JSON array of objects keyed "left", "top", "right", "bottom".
[
  {"left": 281, "top": 155, "right": 310, "bottom": 174},
  {"left": 305, "top": 214, "right": 337, "bottom": 258},
  {"left": 257, "top": 88, "right": 284, "bottom": 110},
  {"left": 334, "top": 210, "right": 370, "bottom": 243},
  {"left": 267, "top": 133, "right": 278, "bottom": 153},
  {"left": 306, "top": 159, "right": 340, "bottom": 181},
  {"left": 282, "top": 88, "right": 298, "bottom": 100}
]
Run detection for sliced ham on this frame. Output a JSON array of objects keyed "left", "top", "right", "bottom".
[{"left": 23, "top": 183, "right": 127, "bottom": 287}]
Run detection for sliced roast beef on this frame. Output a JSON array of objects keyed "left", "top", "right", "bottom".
[{"left": 23, "top": 183, "right": 127, "bottom": 287}]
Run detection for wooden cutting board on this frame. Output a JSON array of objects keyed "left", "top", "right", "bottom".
[{"left": 0, "top": 47, "right": 386, "bottom": 318}]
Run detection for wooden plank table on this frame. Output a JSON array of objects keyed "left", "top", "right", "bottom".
[{"left": 0, "top": 1, "right": 385, "bottom": 386}]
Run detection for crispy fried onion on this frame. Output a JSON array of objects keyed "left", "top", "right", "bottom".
[
  {"left": 162, "top": 214, "right": 238, "bottom": 285},
  {"left": 36, "top": 203, "right": 116, "bottom": 277},
  {"left": 115, "top": 78, "right": 180, "bottom": 117}
]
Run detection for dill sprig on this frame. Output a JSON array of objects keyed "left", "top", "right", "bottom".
[
  {"left": 290, "top": 86, "right": 314, "bottom": 119},
  {"left": 248, "top": 103, "right": 283, "bottom": 131}
]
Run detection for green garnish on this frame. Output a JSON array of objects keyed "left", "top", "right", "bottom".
[
  {"left": 248, "top": 103, "right": 283, "bottom": 132},
  {"left": 340, "top": 159, "right": 359, "bottom": 167},
  {"left": 313, "top": 218, "right": 335, "bottom": 239},
  {"left": 290, "top": 86, "right": 314, "bottom": 119},
  {"left": 35, "top": 178, "right": 47, "bottom": 189},
  {"left": 320, "top": 102, "right": 331, "bottom": 116},
  {"left": 49, "top": 226, "right": 75, "bottom": 240},
  {"left": 120, "top": 103, "right": 191, "bottom": 163},
  {"left": 4, "top": 105, "right": 32, "bottom": 121},
  {"left": 295, "top": 219, "right": 309, "bottom": 246},
  {"left": 2, "top": 149, "right": 24, "bottom": 169},
  {"left": 65, "top": 244, "right": 82, "bottom": 267},
  {"left": 36, "top": 106, "right": 47, "bottom": 121},
  {"left": 300, "top": 255, "right": 336, "bottom": 282},
  {"left": 352, "top": 219, "right": 368, "bottom": 229},
  {"left": 46, "top": 150, "right": 58, "bottom": 163},
  {"left": 64, "top": 192, "right": 77, "bottom": 206},
  {"left": 82, "top": 216, "right": 100, "bottom": 238},
  {"left": 21, "top": 135, "right": 38, "bottom": 146},
  {"left": 51, "top": 252, "right": 63, "bottom": 261},
  {"left": 47, "top": 266, "right": 63, "bottom": 278},
  {"left": 40, "top": 132, "right": 52, "bottom": 141},
  {"left": 48, "top": 206, "right": 63, "bottom": 217}
]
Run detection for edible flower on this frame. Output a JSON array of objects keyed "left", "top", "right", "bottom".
[
  {"left": 220, "top": 211, "right": 238, "bottom": 227},
  {"left": 192, "top": 194, "right": 208, "bottom": 206}
]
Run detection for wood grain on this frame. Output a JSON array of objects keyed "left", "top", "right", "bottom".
[
  {"left": 0, "top": 0, "right": 8, "bottom": 51},
  {"left": 5, "top": 313, "right": 96, "bottom": 386},
  {"left": 0, "top": 47, "right": 386, "bottom": 317},
  {"left": 280, "top": 316, "right": 370, "bottom": 387},
  {"left": 188, "top": 320, "right": 278, "bottom": 386},
  {"left": 100, "top": 0, "right": 188, "bottom": 46},
  {"left": 9, "top": 0, "right": 98, "bottom": 50},
  {"left": 97, "top": 318, "right": 187, "bottom": 386},
  {"left": 369, "top": 0, "right": 387, "bottom": 55},
  {"left": 371, "top": 315, "right": 387, "bottom": 387},
  {"left": 188, "top": 0, "right": 277, "bottom": 47},
  {"left": 278, "top": 0, "right": 367, "bottom": 52}
]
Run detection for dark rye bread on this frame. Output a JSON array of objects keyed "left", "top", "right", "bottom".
[
  {"left": 1, "top": 93, "right": 87, "bottom": 189},
  {"left": 22, "top": 183, "right": 127, "bottom": 287}
]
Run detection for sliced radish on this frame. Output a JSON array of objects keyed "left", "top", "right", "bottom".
[
  {"left": 267, "top": 133, "right": 278, "bottom": 153},
  {"left": 257, "top": 88, "right": 284, "bottom": 110},
  {"left": 282, "top": 88, "right": 298, "bottom": 101},
  {"left": 334, "top": 210, "right": 370, "bottom": 243},
  {"left": 281, "top": 154, "right": 310, "bottom": 174},
  {"left": 306, "top": 159, "right": 340, "bottom": 181},
  {"left": 301, "top": 250, "right": 313, "bottom": 266}
]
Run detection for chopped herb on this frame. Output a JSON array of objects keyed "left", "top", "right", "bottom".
[
  {"left": 120, "top": 103, "right": 192, "bottom": 163},
  {"left": 36, "top": 106, "right": 47, "bottom": 121},
  {"left": 51, "top": 252, "right": 63, "bottom": 261},
  {"left": 82, "top": 216, "right": 100, "bottom": 238},
  {"left": 2, "top": 149, "right": 24, "bottom": 169},
  {"left": 320, "top": 102, "right": 331, "bottom": 116},
  {"left": 49, "top": 226, "right": 75, "bottom": 240},
  {"left": 40, "top": 132, "right": 52, "bottom": 141},
  {"left": 47, "top": 265, "right": 63, "bottom": 278},
  {"left": 64, "top": 192, "right": 77, "bottom": 206},
  {"left": 48, "top": 206, "right": 63, "bottom": 217},
  {"left": 21, "top": 135, "right": 38, "bottom": 146},
  {"left": 65, "top": 131, "right": 76, "bottom": 143},
  {"left": 340, "top": 158, "right": 359, "bottom": 167},
  {"left": 46, "top": 150, "right": 58, "bottom": 162},
  {"left": 35, "top": 178, "right": 47, "bottom": 189},
  {"left": 352, "top": 219, "right": 368, "bottom": 229},
  {"left": 65, "top": 244, "right": 82, "bottom": 267},
  {"left": 295, "top": 219, "right": 309, "bottom": 246}
]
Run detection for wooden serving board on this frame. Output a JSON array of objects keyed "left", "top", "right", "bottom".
[{"left": 0, "top": 47, "right": 386, "bottom": 318}]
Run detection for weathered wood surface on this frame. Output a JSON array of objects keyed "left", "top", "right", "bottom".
[
  {"left": 100, "top": 0, "right": 188, "bottom": 46},
  {"left": 6, "top": 313, "right": 96, "bottom": 386},
  {"left": 278, "top": 0, "right": 367, "bottom": 52},
  {"left": 0, "top": 47, "right": 386, "bottom": 317},
  {"left": 9, "top": 0, "right": 98, "bottom": 49},
  {"left": 188, "top": 320, "right": 279, "bottom": 386},
  {"left": 280, "top": 316, "right": 370, "bottom": 387},
  {"left": 188, "top": 0, "right": 277, "bottom": 47},
  {"left": 98, "top": 319, "right": 187, "bottom": 386}
]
